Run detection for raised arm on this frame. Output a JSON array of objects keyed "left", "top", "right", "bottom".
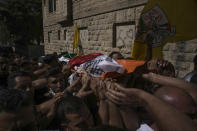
[
  {"left": 32, "top": 78, "right": 48, "bottom": 89},
  {"left": 143, "top": 73, "right": 197, "bottom": 104},
  {"left": 106, "top": 84, "right": 197, "bottom": 131},
  {"left": 33, "top": 65, "right": 50, "bottom": 76}
]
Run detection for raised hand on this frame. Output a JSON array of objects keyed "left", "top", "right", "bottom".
[
  {"left": 66, "top": 77, "right": 82, "bottom": 93},
  {"left": 62, "top": 64, "right": 71, "bottom": 75},
  {"left": 47, "top": 92, "right": 65, "bottom": 117},
  {"left": 76, "top": 76, "right": 93, "bottom": 98},
  {"left": 97, "top": 80, "right": 107, "bottom": 100},
  {"left": 106, "top": 83, "right": 144, "bottom": 106},
  {"left": 37, "top": 92, "right": 65, "bottom": 118}
]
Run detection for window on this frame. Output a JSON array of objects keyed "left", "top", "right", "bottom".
[
  {"left": 49, "top": 0, "right": 53, "bottom": 13},
  {"left": 58, "top": 30, "right": 61, "bottom": 40},
  {"left": 64, "top": 30, "right": 66, "bottom": 40},
  {"left": 48, "top": 31, "right": 52, "bottom": 43},
  {"left": 54, "top": 0, "right": 56, "bottom": 11},
  {"left": 49, "top": 0, "right": 56, "bottom": 13}
]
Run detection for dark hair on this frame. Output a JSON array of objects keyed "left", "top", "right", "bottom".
[
  {"left": 20, "top": 60, "right": 31, "bottom": 67},
  {"left": 20, "top": 60, "right": 32, "bottom": 71},
  {"left": 56, "top": 96, "right": 85, "bottom": 123},
  {"left": 38, "top": 56, "right": 45, "bottom": 64},
  {"left": 0, "top": 88, "right": 33, "bottom": 113},
  {"left": 190, "top": 74, "right": 197, "bottom": 84},
  {"left": 58, "top": 52, "right": 68, "bottom": 58},
  {"left": 193, "top": 55, "right": 197, "bottom": 64},
  {"left": 125, "top": 60, "right": 175, "bottom": 93},
  {"left": 127, "top": 63, "right": 155, "bottom": 93},
  {"left": 85, "top": 125, "right": 125, "bottom": 131},
  {"left": 108, "top": 51, "right": 124, "bottom": 59},
  {"left": 8, "top": 71, "right": 31, "bottom": 88},
  {"left": 43, "top": 54, "right": 57, "bottom": 64},
  {"left": 125, "top": 57, "right": 134, "bottom": 60},
  {"left": 45, "top": 67, "right": 61, "bottom": 78},
  {"left": 193, "top": 55, "right": 197, "bottom": 70},
  {"left": 31, "top": 57, "right": 38, "bottom": 62},
  {"left": 0, "top": 52, "right": 8, "bottom": 58},
  {"left": 0, "top": 73, "right": 8, "bottom": 87}
]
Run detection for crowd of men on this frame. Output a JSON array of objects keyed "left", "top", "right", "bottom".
[{"left": 0, "top": 46, "right": 197, "bottom": 131}]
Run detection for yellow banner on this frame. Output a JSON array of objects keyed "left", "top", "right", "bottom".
[
  {"left": 73, "top": 23, "right": 79, "bottom": 50},
  {"left": 132, "top": 0, "right": 197, "bottom": 60}
]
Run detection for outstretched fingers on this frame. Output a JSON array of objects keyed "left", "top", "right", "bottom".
[
  {"left": 71, "top": 77, "right": 81, "bottom": 87},
  {"left": 107, "top": 88, "right": 127, "bottom": 98},
  {"left": 113, "top": 83, "right": 130, "bottom": 93},
  {"left": 81, "top": 77, "right": 91, "bottom": 91},
  {"left": 106, "top": 92, "right": 125, "bottom": 105}
]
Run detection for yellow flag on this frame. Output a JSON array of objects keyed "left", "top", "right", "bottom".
[
  {"left": 73, "top": 23, "right": 79, "bottom": 53},
  {"left": 131, "top": 0, "right": 197, "bottom": 60},
  {"left": 73, "top": 23, "right": 83, "bottom": 56}
]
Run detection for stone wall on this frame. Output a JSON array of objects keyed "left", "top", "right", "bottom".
[
  {"left": 163, "top": 39, "right": 197, "bottom": 78},
  {"left": 43, "top": 0, "right": 197, "bottom": 77},
  {"left": 43, "top": 0, "right": 146, "bottom": 57}
]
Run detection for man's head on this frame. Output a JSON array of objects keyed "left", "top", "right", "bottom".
[
  {"left": 8, "top": 63, "right": 18, "bottom": 74},
  {"left": 45, "top": 67, "right": 65, "bottom": 93},
  {"left": 109, "top": 52, "right": 124, "bottom": 60},
  {"left": 155, "top": 87, "right": 197, "bottom": 117},
  {"left": 20, "top": 60, "right": 36, "bottom": 73},
  {"left": 146, "top": 59, "right": 175, "bottom": 77},
  {"left": 193, "top": 55, "right": 197, "bottom": 70},
  {"left": 43, "top": 54, "right": 59, "bottom": 67},
  {"left": 56, "top": 96, "right": 94, "bottom": 131},
  {"left": 129, "top": 60, "right": 174, "bottom": 93},
  {"left": 8, "top": 71, "right": 33, "bottom": 94},
  {"left": 0, "top": 88, "right": 35, "bottom": 131}
]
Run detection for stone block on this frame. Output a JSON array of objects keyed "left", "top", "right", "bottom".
[
  {"left": 135, "top": 5, "right": 145, "bottom": 19},
  {"left": 163, "top": 44, "right": 170, "bottom": 51},
  {"left": 176, "top": 54, "right": 185, "bottom": 61},
  {"left": 162, "top": 51, "right": 169, "bottom": 60},
  {"left": 169, "top": 43, "right": 177, "bottom": 51},
  {"left": 184, "top": 53, "right": 196, "bottom": 62},
  {"left": 123, "top": 49, "right": 131, "bottom": 54},
  {"left": 127, "top": 8, "right": 135, "bottom": 21},
  {"left": 184, "top": 43, "right": 197, "bottom": 53}
]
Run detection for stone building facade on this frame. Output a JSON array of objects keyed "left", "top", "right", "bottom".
[{"left": 42, "top": 0, "right": 197, "bottom": 77}]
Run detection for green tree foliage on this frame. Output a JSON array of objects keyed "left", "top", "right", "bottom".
[{"left": 0, "top": 0, "right": 43, "bottom": 45}]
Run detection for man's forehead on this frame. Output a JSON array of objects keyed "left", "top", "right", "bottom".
[
  {"left": 15, "top": 76, "right": 32, "bottom": 83},
  {"left": 0, "top": 112, "right": 16, "bottom": 120}
]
